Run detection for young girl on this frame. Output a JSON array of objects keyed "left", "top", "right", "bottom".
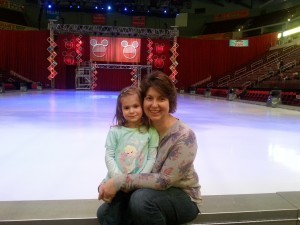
[{"left": 98, "top": 86, "right": 159, "bottom": 225}]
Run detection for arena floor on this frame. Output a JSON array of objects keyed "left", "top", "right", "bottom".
[{"left": 0, "top": 90, "right": 299, "bottom": 201}]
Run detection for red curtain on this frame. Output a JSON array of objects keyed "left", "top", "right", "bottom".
[
  {"left": 176, "top": 33, "right": 278, "bottom": 88},
  {"left": 95, "top": 69, "right": 133, "bottom": 91},
  {"left": 0, "top": 30, "right": 277, "bottom": 90},
  {"left": 0, "top": 30, "right": 50, "bottom": 86}
]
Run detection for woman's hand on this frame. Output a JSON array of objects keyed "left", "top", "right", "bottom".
[
  {"left": 97, "top": 185, "right": 104, "bottom": 201},
  {"left": 99, "top": 178, "right": 117, "bottom": 203}
]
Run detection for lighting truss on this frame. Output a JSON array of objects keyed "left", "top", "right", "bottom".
[
  {"left": 48, "top": 23, "right": 179, "bottom": 39},
  {"left": 94, "top": 64, "right": 152, "bottom": 88},
  {"left": 94, "top": 64, "right": 152, "bottom": 70}
]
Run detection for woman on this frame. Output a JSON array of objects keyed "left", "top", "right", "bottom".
[{"left": 97, "top": 71, "right": 202, "bottom": 225}]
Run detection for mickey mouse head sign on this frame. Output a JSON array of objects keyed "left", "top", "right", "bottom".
[
  {"left": 121, "top": 40, "right": 139, "bottom": 59},
  {"left": 90, "top": 39, "right": 109, "bottom": 58}
]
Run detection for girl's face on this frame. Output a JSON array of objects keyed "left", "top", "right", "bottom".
[
  {"left": 120, "top": 93, "right": 143, "bottom": 128},
  {"left": 143, "top": 87, "right": 170, "bottom": 124}
]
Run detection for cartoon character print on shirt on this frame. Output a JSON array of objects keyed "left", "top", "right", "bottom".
[
  {"left": 119, "top": 145, "right": 138, "bottom": 174},
  {"left": 118, "top": 138, "right": 146, "bottom": 174}
]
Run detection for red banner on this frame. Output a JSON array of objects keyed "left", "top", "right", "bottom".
[
  {"left": 90, "top": 37, "right": 141, "bottom": 63},
  {"left": 214, "top": 9, "right": 249, "bottom": 22},
  {"left": 132, "top": 16, "right": 145, "bottom": 27},
  {"left": 92, "top": 14, "right": 106, "bottom": 25}
]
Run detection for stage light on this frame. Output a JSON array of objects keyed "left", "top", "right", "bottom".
[
  {"left": 48, "top": 4, "right": 52, "bottom": 9},
  {"left": 107, "top": 5, "right": 112, "bottom": 10}
]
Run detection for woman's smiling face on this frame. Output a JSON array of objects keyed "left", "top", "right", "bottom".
[{"left": 143, "top": 87, "right": 170, "bottom": 123}]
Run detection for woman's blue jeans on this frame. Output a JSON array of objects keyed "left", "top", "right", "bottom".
[{"left": 97, "top": 187, "right": 199, "bottom": 225}]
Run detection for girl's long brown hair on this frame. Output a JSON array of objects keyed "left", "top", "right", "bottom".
[{"left": 113, "top": 86, "right": 149, "bottom": 130}]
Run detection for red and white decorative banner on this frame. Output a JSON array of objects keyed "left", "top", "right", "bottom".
[
  {"left": 62, "top": 35, "right": 83, "bottom": 65},
  {"left": 169, "top": 37, "right": 179, "bottom": 83},
  {"left": 75, "top": 35, "right": 83, "bottom": 63},
  {"left": 130, "top": 67, "right": 138, "bottom": 87},
  {"left": 91, "top": 62, "right": 98, "bottom": 90},
  {"left": 147, "top": 38, "right": 153, "bottom": 65},
  {"left": 47, "top": 29, "right": 58, "bottom": 80}
]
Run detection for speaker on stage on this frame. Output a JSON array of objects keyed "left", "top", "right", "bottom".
[
  {"left": 0, "top": 83, "right": 5, "bottom": 93},
  {"left": 189, "top": 86, "right": 196, "bottom": 94},
  {"left": 204, "top": 88, "right": 211, "bottom": 97},
  {"left": 37, "top": 82, "right": 43, "bottom": 91},
  {"left": 20, "top": 83, "right": 28, "bottom": 92},
  {"left": 227, "top": 88, "right": 236, "bottom": 101},
  {"left": 266, "top": 90, "right": 281, "bottom": 107}
]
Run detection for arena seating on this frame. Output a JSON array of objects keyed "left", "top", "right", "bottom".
[
  {"left": 0, "top": 69, "right": 44, "bottom": 92},
  {"left": 281, "top": 91, "right": 300, "bottom": 106},
  {"left": 195, "top": 87, "right": 300, "bottom": 109},
  {"left": 240, "top": 90, "right": 270, "bottom": 102}
]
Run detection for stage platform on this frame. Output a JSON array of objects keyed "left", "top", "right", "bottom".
[{"left": 0, "top": 90, "right": 299, "bottom": 224}]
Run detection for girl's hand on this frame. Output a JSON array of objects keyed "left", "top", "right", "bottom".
[{"left": 101, "top": 178, "right": 117, "bottom": 203}]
